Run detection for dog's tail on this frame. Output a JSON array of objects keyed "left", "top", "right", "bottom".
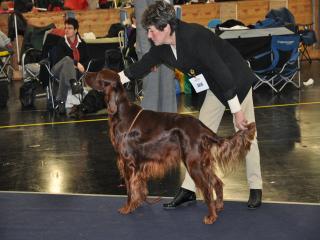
[{"left": 211, "top": 122, "right": 256, "bottom": 174}]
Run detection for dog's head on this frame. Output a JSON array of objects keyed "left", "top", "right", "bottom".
[
  {"left": 85, "top": 69, "right": 121, "bottom": 91},
  {"left": 84, "top": 69, "right": 124, "bottom": 115}
]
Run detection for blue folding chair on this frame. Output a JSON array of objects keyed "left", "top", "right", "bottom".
[
  {"left": 298, "top": 23, "right": 317, "bottom": 64},
  {"left": 250, "top": 34, "right": 301, "bottom": 92},
  {"left": 174, "top": 6, "right": 182, "bottom": 20},
  {"left": 207, "top": 19, "right": 221, "bottom": 30}
]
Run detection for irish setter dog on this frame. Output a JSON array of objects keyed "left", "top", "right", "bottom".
[{"left": 85, "top": 69, "right": 256, "bottom": 224}]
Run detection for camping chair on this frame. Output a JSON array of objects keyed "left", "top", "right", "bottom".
[
  {"left": 250, "top": 34, "right": 300, "bottom": 93},
  {"left": 0, "top": 48, "right": 14, "bottom": 82},
  {"left": 207, "top": 19, "right": 221, "bottom": 30},
  {"left": 19, "top": 24, "right": 56, "bottom": 108},
  {"left": 298, "top": 23, "right": 317, "bottom": 64},
  {"left": 0, "top": 48, "right": 14, "bottom": 108},
  {"left": 21, "top": 48, "right": 42, "bottom": 83},
  {"left": 21, "top": 24, "right": 56, "bottom": 83}
]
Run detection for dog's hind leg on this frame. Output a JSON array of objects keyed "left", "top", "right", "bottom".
[{"left": 213, "top": 175, "right": 224, "bottom": 212}]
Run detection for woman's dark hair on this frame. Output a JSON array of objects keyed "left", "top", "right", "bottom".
[
  {"left": 64, "top": 18, "right": 79, "bottom": 31},
  {"left": 142, "top": 1, "right": 177, "bottom": 34}
]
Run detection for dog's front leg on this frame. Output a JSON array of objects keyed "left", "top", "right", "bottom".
[
  {"left": 118, "top": 165, "right": 146, "bottom": 214},
  {"left": 117, "top": 157, "right": 134, "bottom": 214},
  {"left": 118, "top": 163, "right": 133, "bottom": 214}
]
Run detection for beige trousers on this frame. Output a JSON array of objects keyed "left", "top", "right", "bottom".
[{"left": 181, "top": 88, "right": 263, "bottom": 191}]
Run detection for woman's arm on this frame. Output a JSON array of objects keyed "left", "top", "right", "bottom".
[{"left": 124, "top": 46, "right": 163, "bottom": 80}]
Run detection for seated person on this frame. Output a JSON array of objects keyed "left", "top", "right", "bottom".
[
  {"left": 0, "top": 30, "right": 13, "bottom": 53},
  {"left": 51, "top": 18, "right": 89, "bottom": 115}
]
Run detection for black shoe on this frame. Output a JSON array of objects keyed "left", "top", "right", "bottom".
[
  {"left": 163, "top": 188, "right": 196, "bottom": 209},
  {"left": 55, "top": 101, "right": 66, "bottom": 115},
  {"left": 247, "top": 189, "right": 262, "bottom": 209},
  {"left": 70, "top": 79, "right": 83, "bottom": 95}
]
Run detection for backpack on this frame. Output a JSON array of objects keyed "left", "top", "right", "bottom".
[
  {"left": 8, "top": 12, "right": 27, "bottom": 41},
  {"left": 47, "top": 0, "right": 64, "bottom": 11},
  {"left": 69, "top": 90, "right": 105, "bottom": 118},
  {"left": 99, "top": 0, "right": 113, "bottom": 9},
  {"left": 19, "top": 80, "right": 37, "bottom": 108},
  {"left": 80, "top": 90, "right": 106, "bottom": 113},
  {"left": 254, "top": 18, "right": 283, "bottom": 29},
  {"left": 14, "top": 0, "right": 33, "bottom": 13},
  {"left": 106, "top": 23, "right": 124, "bottom": 38},
  {"left": 104, "top": 49, "right": 124, "bottom": 72},
  {"left": 255, "top": 7, "right": 296, "bottom": 31}
]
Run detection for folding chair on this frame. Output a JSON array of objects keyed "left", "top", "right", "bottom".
[
  {"left": 19, "top": 24, "right": 56, "bottom": 108},
  {"left": 0, "top": 49, "right": 14, "bottom": 82},
  {"left": 0, "top": 49, "right": 14, "bottom": 108},
  {"left": 298, "top": 23, "right": 317, "bottom": 64},
  {"left": 207, "top": 19, "right": 221, "bottom": 30},
  {"left": 21, "top": 48, "right": 42, "bottom": 83},
  {"left": 21, "top": 24, "right": 56, "bottom": 82},
  {"left": 250, "top": 34, "right": 301, "bottom": 93}
]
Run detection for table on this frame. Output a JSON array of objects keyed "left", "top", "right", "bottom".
[{"left": 218, "top": 27, "right": 295, "bottom": 60}]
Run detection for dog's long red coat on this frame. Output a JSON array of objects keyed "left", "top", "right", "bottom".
[{"left": 85, "top": 69, "right": 256, "bottom": 224}]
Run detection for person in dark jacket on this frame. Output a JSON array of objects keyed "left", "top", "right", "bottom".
[
  {"left": 119, "top": 1, "right": 262, "bottom": 209},
  {"left": 52, "top": 17, "right": 89, "bottom": 115},
  {"left": 134, "top": 0, "right": 176, "bottom": 113}
]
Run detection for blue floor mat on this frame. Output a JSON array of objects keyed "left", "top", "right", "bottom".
[{"left": 0, "top": 192, "right": 319, "bottom": 240}]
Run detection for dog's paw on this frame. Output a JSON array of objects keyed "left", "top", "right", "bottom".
[
  {"left": 203, "top": 215, "right": 217, "bottom": 224},
  {"left": 118, "top": 205, "right": 131, "bottom": 215}
]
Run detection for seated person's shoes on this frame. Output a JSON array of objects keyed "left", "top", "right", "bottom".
[
  {"left": 247, "top": 189, "right": 262, "bottom": 209},
  {"left": 70, "top": 79, "right": 83, "bottom": 95},
  {"left": 163, "top": 187, "right": 196, "bottom": 209},
  {"left": 55, "top": 101, "right": 66, "bottom": 115}
]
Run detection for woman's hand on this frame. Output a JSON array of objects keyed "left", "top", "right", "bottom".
[
  {"left": 77, "top": 62, "right": 85, "bottom": 73},
  {"left": 234, "top": 110, "right": 248, "bottom": 130}
]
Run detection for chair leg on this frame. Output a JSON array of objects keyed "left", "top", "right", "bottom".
[
  {"left": 278, "top": 72, "right": 300, "bottom": 92},
  {"left": 301, "top": 45, "right": 312, "bottom": 64},
  {"left": 0, "top": 56, "right": 13, "bottom": 81},
  {"left": 48, "top": 80, "right": 55, "bottom": 110},
  {"left": 253, "top": 80, "right": 279, "bottom": 93},
  {"left": 304, "top": 47, "right": 312, "bottom": 64}
]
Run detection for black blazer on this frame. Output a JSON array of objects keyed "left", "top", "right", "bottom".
[
  {"left": 53, "top": 35, "right": 89, "bottom": 68},
  {"left": 124, "top": 20, "right": 256, "bottom": 106}
]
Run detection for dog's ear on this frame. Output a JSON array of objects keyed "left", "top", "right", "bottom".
[
  {"left": 110, "top": 74, "right": 122, "bottom": 90},
  {"left": 85, "top": 72, "right": 105, "bottom": 91},
  {"left": 106, "top": 87, "right": 117, "bottom": 115},
  {"left": 104, "top": 71, "right": 121, "bottom": 115}
]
